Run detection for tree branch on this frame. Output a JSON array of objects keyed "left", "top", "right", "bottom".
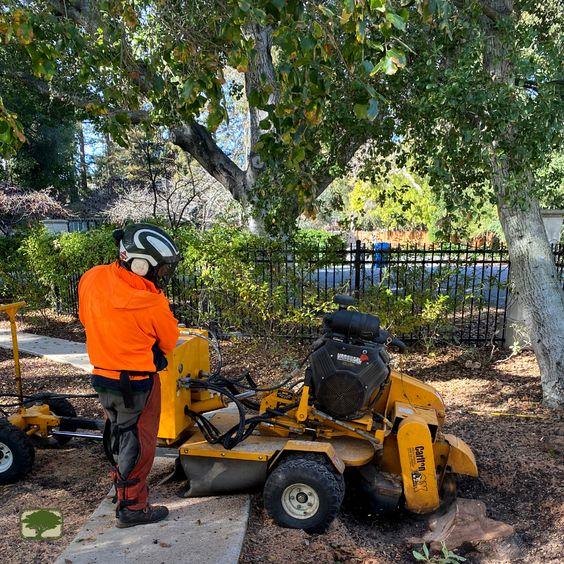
[
  {"left": 315, "top": 137, "right": 367, "bottom": 198},
  {"left": 452, "top": 0, "right": 512, "bottom": 22},
  {"left": 171, "top": 123, "right": 247, "bottom": 201},
  {"left": 244, "top": 24, "right": 280, "bottom": 186}
]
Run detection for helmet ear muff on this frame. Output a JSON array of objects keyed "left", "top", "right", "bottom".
[{"left": 130, "top": 258, "right": 150, "bottom": 277}]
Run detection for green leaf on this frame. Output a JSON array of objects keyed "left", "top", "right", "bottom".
[
  {"left": 362, "top": 60, "right": 375, "bottom": 74},
  {"left": 293, "top": 145, "right": 305, "bottom": 164},
  {"left": 301, "top": 35, "right": 315, "bottom": 52},
  {"left": 207, "top": 108, "right": 223, "bottom": 132},
  {"left": 182, "top": 80, "right": 195, "bottom": 101},
  {"left": 388, "top": 47, "right": 406, "bottom": 67},
  {"left": 317, "top": 5, "right": 334, "bottom": 18},
  {"left": 0, "top": 127, "right": 12, "bottom": 143},
  {"left": 356, "top": 19, "right": 366, "bottom": 42},
  {"left": 154, "top": 74, "right": 165, "bottom": 94},
  {"left": 270, "top": 0, "right": 285, "bottom": 9},
  {"left": 383, "top": 55, "right": 398, "bottom": 75},
  {"left": 386, "top": 12, "right": 406, "bottom": 31},
  {"left": 412, "top": 552, "right": 426, "bottom": 562},
  {"left": 313, "top": 21, "right": 324, "bottom": 39},
  {"left": 340, "top": 10, "right": 352, "bottom": 24},
  {"left": 370, "top": 0, "right": 386, "bottom": 12},
  {"left": 247, "top": 89, "right": 263, "bottom": 107},
  {"left": 354, "top": 103, "right": 368, "bottom": 119}
]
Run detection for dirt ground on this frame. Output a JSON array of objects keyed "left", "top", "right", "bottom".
[
  {"left": 1, "top": 317, "right": 563, "bottom": 563},
  {"left": 0, "top": 350, "right": 107, "bottom": 564},
  {"left": 226, "top": 341, "right": 564, "bottom": 564}
]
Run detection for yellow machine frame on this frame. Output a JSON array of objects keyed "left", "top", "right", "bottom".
[
  {"left": 1, "top": 302, "right": 63, "bottom": 438},
  {"left": 159, "top": 334, "right": 477, "bottom": 515}
]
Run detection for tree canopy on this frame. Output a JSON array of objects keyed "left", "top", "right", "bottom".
[
  {"left": 385, "top": 0, "right": 563, "bottom": 214},
  {"left": 0, "top": 45, "right": 79, "bottom": 199},
  {"left": 0, "top": 0, "right": 453, "bottom": 230}
]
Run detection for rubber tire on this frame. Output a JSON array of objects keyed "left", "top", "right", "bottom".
[
  {"left": 264, "top": 453, "right": 345, "bottom": 534},
  {"left": 0, "top": 419, "right": 35, "bottom": 484},
  {"left": 24, "top": 396, "right": 77, "bottom": 446}
]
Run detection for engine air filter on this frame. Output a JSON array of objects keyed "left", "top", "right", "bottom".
[{"left": 315, "top": 371, "right": 366, "bottom": 419}]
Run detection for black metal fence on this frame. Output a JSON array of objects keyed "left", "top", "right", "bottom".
[{"left": 52, "top": 242, "right": 564, "bottom": 347}]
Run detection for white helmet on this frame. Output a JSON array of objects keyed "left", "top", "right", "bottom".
[{"left": 113, "top": 223, "right": 182, "bottom": 287}]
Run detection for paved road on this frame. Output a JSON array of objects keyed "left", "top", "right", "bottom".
[{"left": 309, "top": 264, "right": 510, "bottom": 306}]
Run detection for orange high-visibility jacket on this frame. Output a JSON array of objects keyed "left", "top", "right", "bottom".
[{"left": 78, "top": 262, "right": 179, "bottom": 382}]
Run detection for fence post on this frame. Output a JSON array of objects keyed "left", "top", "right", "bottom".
[{"left": 354, "top": 239, "right": 361, "bottom": 298}]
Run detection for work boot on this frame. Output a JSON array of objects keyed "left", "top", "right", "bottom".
[{"left": 116, "top": 504, "right": 169, "bottom": 528}]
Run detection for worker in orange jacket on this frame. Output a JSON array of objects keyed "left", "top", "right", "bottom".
[{"left": 78, "top": 224, "right": 181, "bottom": 528}]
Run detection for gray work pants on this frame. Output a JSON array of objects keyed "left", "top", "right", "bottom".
[{"left": 98, "top": 389, "right": 150, "bottom": 479}]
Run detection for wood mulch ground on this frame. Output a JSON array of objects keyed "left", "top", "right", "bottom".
[
  {"left": 226, "top": 341, "right": 564, "bottom": 564},
  {"left": 0, "top": 349, "right": 106, "bottom": 564},
  {"left": 0, "top": 312, "right": 562, "bottom": 563}
]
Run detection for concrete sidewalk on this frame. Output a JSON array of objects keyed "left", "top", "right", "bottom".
[
  {"left": 54, "top": 459, "right": 250, "bottom": 564},
  {"left": 0, "top": 330, "right": 251, "bottom": 563},
  {"left": 0, "top": 329, "right": 92, "bottom": 372}
]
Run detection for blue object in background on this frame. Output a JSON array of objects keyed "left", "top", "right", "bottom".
[{"left": 373, "top": 241, "right": 391, "bottom": 267}]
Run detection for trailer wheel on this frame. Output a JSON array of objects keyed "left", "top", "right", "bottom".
[
  {"left": 0, "top": 419, "right": 35, "bottom": 484},
  {"left": 264, "top": 454, "right": 345, "bottom": 534},
  {"left": 25, "top": 396, "right": 77, "bottom": 446}
]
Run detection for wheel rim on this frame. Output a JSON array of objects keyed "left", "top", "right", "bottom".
[
  {"left": 281, "top": 483, "right": 320, "bottom": 520},
  {"left": 0, "top": 441, "right": 14, "bottom": 473}
]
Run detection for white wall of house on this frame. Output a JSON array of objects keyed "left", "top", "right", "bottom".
[{"left": 42, "top": 219, "right": 69, "bottom": 234}]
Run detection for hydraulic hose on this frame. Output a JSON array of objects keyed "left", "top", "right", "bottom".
[{"left": 181, "top": 378, "right": 299, "bottom": 450}]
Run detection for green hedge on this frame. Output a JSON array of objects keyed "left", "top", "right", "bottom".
[
  {"left": 1, "top": 224, "right": 345, "bottom": 336},
  {"left": 0, "top": 224, "right": 469, "bottom": 345}
]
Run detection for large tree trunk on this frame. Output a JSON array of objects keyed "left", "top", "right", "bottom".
[
  {"left": 482, "top": 0, "right": 564, "bottom": 406},
  {"left": 497, "top": 195, "right": 564, "bottom": 406}
]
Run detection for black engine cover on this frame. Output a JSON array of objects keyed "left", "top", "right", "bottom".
[{"left": 310, "top": 340, "right": 390, "bottom": 420}]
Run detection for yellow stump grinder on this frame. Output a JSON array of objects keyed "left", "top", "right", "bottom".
[{"left": 0, "top": 296, "right": 477, "bottom": 532}]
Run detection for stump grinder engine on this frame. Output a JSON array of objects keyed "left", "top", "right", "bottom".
[{"left": 0, "top": 297, "right": 477, "bottom": 533}]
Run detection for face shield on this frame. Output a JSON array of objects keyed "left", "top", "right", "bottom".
[{"left": 152, "top": 259, "right": 182, "bottom": 289}]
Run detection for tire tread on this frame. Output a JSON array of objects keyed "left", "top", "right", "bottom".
[
  {"left": 264, "top": 453, "right": 345, "bottom": 533},
  {"left": 0, "top": 419, "right": 35, "bottom": 483}
]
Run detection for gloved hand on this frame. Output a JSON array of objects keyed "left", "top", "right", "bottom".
[{"left": 152, "top": 343, "right": 168, "bottom": 371}]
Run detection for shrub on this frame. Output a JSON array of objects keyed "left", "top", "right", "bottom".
[
  {"left": 6, "top": 224, "right": 345, "bottom": 336},
  {"left": 19, "top": 225, "right": 116, "bottom": 287},
  {"left": 0, "top": 232, "right": 24, "bottom": 267},
  {"left": 0, "top": 230, "right": 52, "bottom": 309},
  {"left": 171, "top": 225, "right": 343, "bottom": 336},
  {"left": 358, "top": 263, "right": 466, "bottom": 349},
  {"left": 2, "top": 224, "right": 478, "bottom": 345}
]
